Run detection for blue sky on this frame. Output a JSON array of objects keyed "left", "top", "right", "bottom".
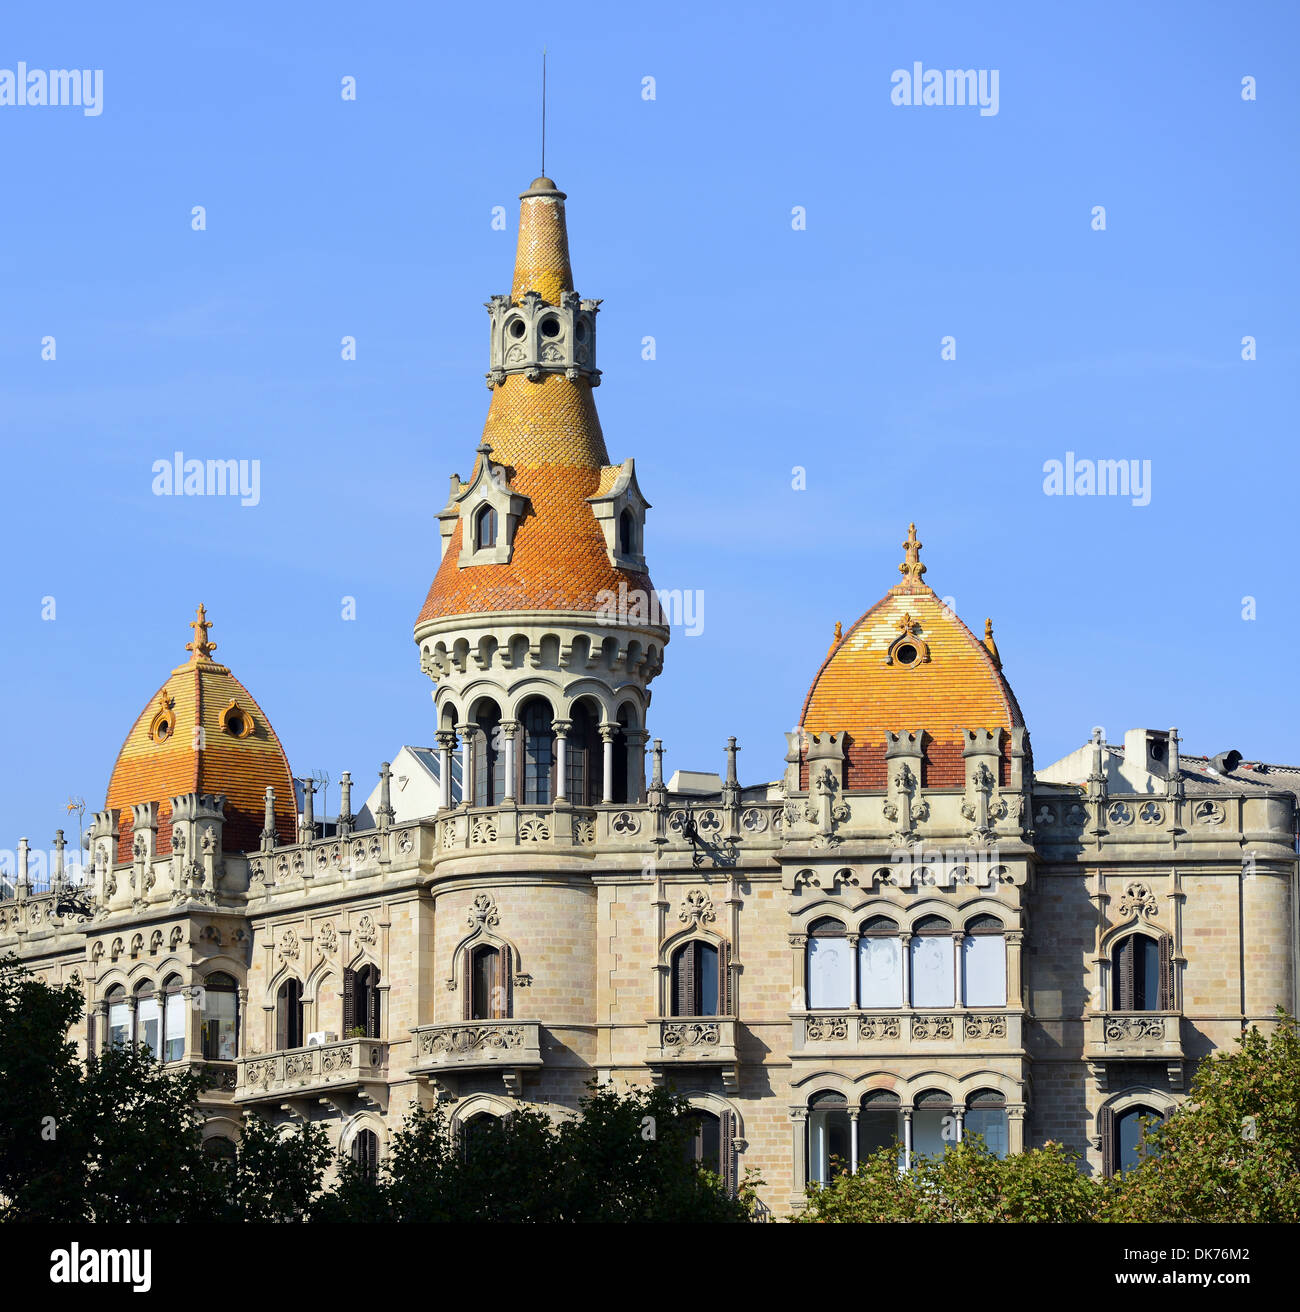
[{"left": 1, "top": 1, "right": 1297, "bottom": 850}]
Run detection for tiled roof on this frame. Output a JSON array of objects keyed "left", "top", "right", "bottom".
[
  {"left": 105, "top": 632, "right": 297, "bottom": 859},
  {"left": 799, "top": 574, "right": 1024, "bottom": 789},
  {"left": 511, "top": 177, "right": 573, "bottom": 306}
]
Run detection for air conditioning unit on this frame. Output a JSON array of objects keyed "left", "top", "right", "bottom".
[{"left": 306, "top": 1031, "right": 337, "bottom": 1047}]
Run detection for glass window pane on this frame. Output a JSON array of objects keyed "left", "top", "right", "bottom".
[
  {"left": 859, "top": 937, "right": 903, "bottom": 1007},
  {"left": 807, "top": 937, "right": 852, "bottom": 1009},
  {"left": 137, "top": 997, "right": 161, "bottom": 1059},
  {"left": 962, "top": 935, "right": 1006, "bottom": 1006},
  {"left": 202, "top": 990, "right": 237, "bottom": 1060},
  {"left": 1117, "top": 1108, "right": 1155, "bottom": 1173},
  {"left": 698, "top": 943, "right": 719, "bottom": 1016},
  {"left": 964, "top": 1108, "right": 1008, "bottom": 1158},
  {"left": 858, "top": 1109, "right": 900, "bottom": 1157},
  {"left": 1137, "top": 938, "right": 1160, "bottom": 1011},
  {"left": 911, "top": 1108, "right": 952, "bottom": 1161},
  {"left": 910, "top": 936, "right": 954, "bottom": 1007},
  {"left": 164, "top": 990, "right": 185, "bottom": 1062},
  {"left": 808, "top": 1109, "right": 851, "bottom": 1184},
  {"left": 109, "top": 1002, "right": 130, "bottom": 1048}
]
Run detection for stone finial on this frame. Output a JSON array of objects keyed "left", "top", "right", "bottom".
[
  {"left": 185, "top": 603, "right": 218, "bottom": 662},
  {"left": 984, "top": 618, "right": 1001, "bottom": 667},
  {"left": 17, "top": 837, "right": 30, "bottom": 893},
  {"left": 1167, "top": 728, "right": 1183, "bottom": 799},
  {"left": 898, "top": 522, "right": 926, "bottom": 583},
  {"left": 650, "top": 739, "right": 664, "bottom": 789},
  {"left": 53, "top": 830, "right": 66, "bottom": 885},
  {"left": 260, "top": 787, "right": 277, "bottom": 852},
  {"left": 338, "top": 772, "right": 354, "bottom": 839},
  {"left": 722, "top": 737, "right": 741, "bottom": 809},
  {"left": 376, "top": 762, "right": 395, "bottom": 830},
  {"left": 297, "top": 778, "right": 316, "bottom": 845},
  {"left": 829, "top": 620, "right": 842, "bottom": 652}
]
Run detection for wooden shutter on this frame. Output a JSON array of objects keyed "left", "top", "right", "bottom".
[
  {"left": 1159, "top": 936, "right": 1174, "bottom": 1010},
  {"left": 720, "top": 1110, "right": 737, "bottom": 1196},
  {"left": 342, "top": 967, "right": 357, "bottom": 1034},
  {"left": 495, "top": 946, "right": 513, "bottom": 1019},
  {"left": 718, "top": 940, "right": 731, "bottom": 1017},
  {"left": 675, "top": 944, "right": 696, "bottom": 1017},
  {"left": 366, "top": 969, "right": 381, "bottom": 1038},
  {"left": 1099, "top": 1105, "right": 1115, "bottom": 1178},
  {"left": 276, "top": 985, "right": 287, "bottom": 1049},
  {"left": 1116, "top": 938, "right": 1134, "bottom": 1011},
  {"left": 462, "top": 948, "right": 473, "bottom": 1021}
]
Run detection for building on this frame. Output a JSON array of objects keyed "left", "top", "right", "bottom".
[{"left": 2, "top": 174, "right": 1296, "bottom": 1214}]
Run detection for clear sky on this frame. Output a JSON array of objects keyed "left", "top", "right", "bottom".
[{"left": 1, "top": 1, "right": 1296, "bottom": 854}]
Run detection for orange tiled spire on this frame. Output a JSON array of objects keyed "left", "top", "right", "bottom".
[{"left": 511, "top": 177, "right": 574, "bottom": 306}]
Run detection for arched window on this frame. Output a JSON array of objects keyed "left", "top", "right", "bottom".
[
  {"left": 135, "top": 980, "right": 161, "bottom": 1060},
  {"left": 474, "top": 701, "right": 505, "bottom": 807},
  {"left": 106, "top": 985, "right": 129, "bottom": 1049},
  {"left": 202, "top": 1136, "right": 237, "bottom": 1163},
  {"left": 1106, "top": 1104, "right": 1162, "bottom": 1177},
  {"left": 613, "top": 705, "right": 633, "bottom": 804},
  {"left": 201, "top": 972, "right": 239, "bottom": 1060},
  {"left": 565, "top": 702, "right": 601, "bottom": 806},
  {"left": 521, "top": 699, "right": 554, "bottom": 804},
  {"left": 351, "top": 1128, "right": 380, "bottom": 1181},
  {"left": 682, "top": 1109, "right": 723, "bottom": 1174},
  {"left": 911, "top": 1089, "right": 954, "bottom": 1162},
  {"left": 858, "top": 916, "right": 903, "bottom": 1008},
  {"left": 807, "top": 1092, "right": 850, "bottom": 1185},
  {"left": 671, "top": 940, "right": 724, "bottom": 1017},
  {"left": 964, "top": 1089, "right": 1008, "bottom": 1158},
  {"left": 910, "top": 916, "right": 954, "bottom": 1008},
  {"left": 467, "top": 944, "right": 511, "bottom": 1021},
  {"left": 859, "top": 1090, "right": 903, "bottom": 1163},
  {"left": 1112, "top": 933, "right": 1168, "bottom": 1011},
  {"left": 345, "top": 964, "right": 381, "bottom": 1038},
  {"left": 461, "top": 1112, "right": 498, "bottom": 1160},
  {"left": 962, "top": 914, "right": 1007, "bottom": 1007},
  {"left": 618, "top": 508, "right": 635, "bottom": 556},
  {"left": 276, "top": 978, "right": 304, "bottom": 1050},
  {"left": 162, "top": 973, "right": 185, "bottom": 1062},
  {"left": 806, "top": 918, "right": 853, "bottom": 1009},
  {"left": 473, "top": 504, "right": 497, "bottom": 551}
]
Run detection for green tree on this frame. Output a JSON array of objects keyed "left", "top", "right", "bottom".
[{"left": 1107, "top": 1008, "right": 1300, "bottom": 1222}]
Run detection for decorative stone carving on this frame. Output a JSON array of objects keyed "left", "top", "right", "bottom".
[
  {"left": 1139, "top": 801, "right": 1164, "bottom": 825},
  {"left": 277, "top": 929, "right": 300, "bottom": 963},
  {"left": 471, "top": 816, "right": 498, "bottom": 845},
  {"left": 678, "top": 888, "right": 716, "bottom": 927},
  {"left": 964, "top": 1014, "right": 1008, "bottom": 1039},
  {"left": 1107, "top": 801, "right": 1134, "bottom": 827},
  {"left": 571, "top": 817, "right": 595, "bottom": 845},
  {"left": 1116, "top": 881, "right": 1158, "bottom": 921},
  {"left": 519, "top": 816, "right": 551, "bottom": 843},
  {"left": 419, "top": 1024, "right": 524, "bottom": 1056},
  {"left": 1104, "top": 1015, "right": 1166, "bottom": 1041},
  {"left": 1193, "top": 799, "right": 1224, "bottom": 826},
  {"left": 740, "top": 807, "right": 768, "bottom": 833},
  {"left": 318, "top": 922, "right": 338, "bottom": 955},
  {"left": 912, "top": 1015, "right": 955, "bottom": 1040},
  {"left": 611, "top": 810, "right": 640, "bottom": 836},
  {"left": 467, "top": 893, "right": 499, "bottom": 929},
  {"left": 805, "top": 1015, "right": 850, "bottom": 1041},
  {"left": 858, "top": 1014, "right": 902, "bottom": 1040},
  {"left": 355, "top": 913, "right": 378, "bottom": 946},
  {"left": 662, "top": 1021, "right": 720, "bottom": 1049}
]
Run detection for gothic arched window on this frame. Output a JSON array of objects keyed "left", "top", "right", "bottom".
[
  {"left": 344, "top": 964, "right": 382, "bottom": 1038},
  {"left": 806, "top": 918, "right": 852, "bottom": 1009},
  {"left": 351, "top": 1128, "right": 380, "bottom": 1180},
  {"left": 1112, "top": 933, "right": 1169, "bottom": 1011},
  {"left": 474, "top": 701, "right": 505, "bottom": 807},
  {"left": 473, "top": 504, "right": 497, "bottom": 551},
  {"left": 276, "top": 978, "right": 304, "bottom": 1050},
  {"left": 671, "top": 940, "right": 722, "bottom": 1017},
  {"left": 467, "top": 944, "right": 512, "bottom": 1021},
  {"left": 619, "top": 508, "right": 635, "bottom": 556},
  {"left": 521, "top": 699, "right": 554, "bottom": 804}
]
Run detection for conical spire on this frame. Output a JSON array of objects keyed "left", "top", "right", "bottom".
[{"left": 511, "top": 177, "right": 572, "bottom": 305}]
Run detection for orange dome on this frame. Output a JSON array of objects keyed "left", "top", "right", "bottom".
[
  {"left": 799, "top": 526, "right": 1025, "bottom": 788},
  {"left": 104, "top": 606, "right": 297, "bottom": 860}
]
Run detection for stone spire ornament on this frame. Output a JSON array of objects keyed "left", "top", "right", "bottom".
[
  {"left": 984, "top": 618, "right": 1001, "bottom": 667},
  {"left": 186, "top": 603, "right": 218, "bottom": 662},
  {"left": 898, "top": 523, "right": 926, "bottom": 583},
  {"left": 261, "top": 787, "right": 277, "bottom": 852}
]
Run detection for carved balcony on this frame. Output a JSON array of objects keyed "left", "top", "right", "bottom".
[
  {"left": 645, "top": 1018, "right": 740, "bottom": 1091},
  {"left": 792, "top": 1010, "right": 1022, "bottom": 1057},
  {"left": 234, "top": 1037, "right": 389, "bottom": 1105},
  {"left": 1085, "top": 1011, "right": 1184, "bottom": 1089},
  {"left": 409, "top": 1020, "right": 543, "bottom": 1094}
]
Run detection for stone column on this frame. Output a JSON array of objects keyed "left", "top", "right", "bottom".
[
  {"left": 790, "top": 1108, "right": 808, "bottom": 1200},
  {"left": 260, "top": 787, "right": 277, "bottom": 852},
  {"left": 902, "top": 1110, "right": 914, "bottom": 1171},
  {"left": 17, "top": 838, "right": 29, "bottom": 894},
  {"left": 1006, "top": 930, "right": 1024, "bottom": 1009},
  {"left": 599, "top": 722, "right": 618, "bottom": 804},
  {"left": 847, "top": 933, "right": 860, "bottom": 1009},
  {"left": 375, "top": 761, "right": 395, "bottom": 830},
  {"left": 1008, "top": 1105, "right": 1026, "bottom": 1155},
  {"left": 456, "top": 726, "right": 475, "bottom": 808},
  {"left": 501, "top": 721, "right": 519, "bottom": 803},
  {"left": 337, "top": 772, "right": 354, "bottom": 839},
  {"left": 954, "top": 1108, "right": 965, "bottom": 1145},
  {"left": 901, "top": 933, "right": 913, "bottom": 1008},
  {"left": 297, "top": 779, "right": 316, "bottom": 845},
  {"left": 849, "top": 1110, "right": 860, "bottom": 1173},
  {"left": 552, "top": 719, "right": 572, "bottom": 803},
  {"left": 789, "top": 933, "right": 808, "bottom": 1012},
  {"left": 435, "top": 731, "right": 457, "bottom": 810},
  {"left": 953, "top": 930, "right": 965, "bottom": 1008}
]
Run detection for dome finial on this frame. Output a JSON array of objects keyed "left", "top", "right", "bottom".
[
  {"left": 186, "top": 603, "right": 217, "bottom": 662},
  {"left": 899, "top": 522, "right": 926, "bottom": 583},
  {"left": 984, "top": 617, "right": 1001, "bottom": 667}
]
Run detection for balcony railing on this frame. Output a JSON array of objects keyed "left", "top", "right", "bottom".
[
  {"left": 235, "top": 1037, "right": 389, "bottom": 1103},
  {"left": 409, "top": 1020, "right": 543, "bottom": 1082},
  {"left": 1084, "top": 1011, "right": 1182, "bottom": 1061},
  {"left": 793, "top": 1010, "right": 1022, "bottom": 1052}
]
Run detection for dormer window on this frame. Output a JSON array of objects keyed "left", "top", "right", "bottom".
[
  {"left": 474, "top": 504, "right": 498, "bottom": 552},
  {"left": 619, "top": 508, "right": 635, "bottom": 557}
]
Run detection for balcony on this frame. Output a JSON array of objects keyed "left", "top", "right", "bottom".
[
  {"left": 645, "top": 1018, "right": 740, "bottom": 1090},
  {"left": 409, "top": 1020, "right": 543, "bottom": 1094},
  {"left": 792, "top": 1010, "right": 1023, "bottom": 1055},
  {"left": 1085, "top": 1011, "right": 1183, "bottom": 1088},
  {"left": 235, "top": 1037, "right": 389, "bottom": 1105}
]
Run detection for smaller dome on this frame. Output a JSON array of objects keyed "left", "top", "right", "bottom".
[
  {"left": 104, "top": 606, "right": 297, "bottom": 860},
  {"left": 799, "top": 526, "right": 1025, "bottom": 788}
]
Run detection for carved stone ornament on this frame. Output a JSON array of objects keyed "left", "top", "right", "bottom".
[
  {"left": 1116, "top": 881, "right": 1158, "bottom": 921},
  {"left": 678, "top": 888, "right": 716, "bottom": 926},
  {"left": 318, "top": 922, "right": 338, "bottom": 955},
  {"left": 355, "top": 913, "right": 378, "bottom": 945},
  {"left": 277, "top": 929, "right": 300, "bottom": 962}
]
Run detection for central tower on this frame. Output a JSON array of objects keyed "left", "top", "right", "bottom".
[{"left": 414, "top": 176, "right": 667, "bottom": 811}]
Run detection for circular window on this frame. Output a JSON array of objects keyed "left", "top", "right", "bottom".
[
  {"left": 540, "top": 317, "right": 561, "bottom": 338},
  {"left": 894, "top": 643, "right": 919, "bottom": 666},
  {"left": 225, "top": 713, "right": 245, "bottom": 737},
  {"left": 154, "top": 719, "right": 172, "bottom": 741},
  {"left": 508, "top": 319, "right": 525, "bottom": 340}
]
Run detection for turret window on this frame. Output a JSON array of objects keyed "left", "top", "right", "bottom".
[
  {"left": 473, "top": 504, "right": 498, "bottom": 552},
  {"left": 619, "top": 508, "right": 635, "bottom": 557}
]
